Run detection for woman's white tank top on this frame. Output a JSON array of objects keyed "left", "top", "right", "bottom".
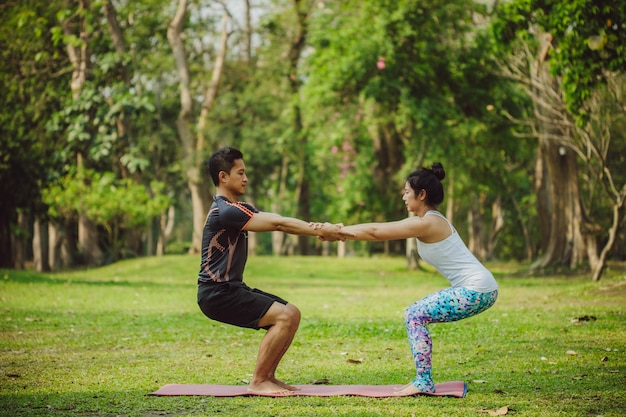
[{"left": 416, "top": 210, "right": 498, "bottom": 293}]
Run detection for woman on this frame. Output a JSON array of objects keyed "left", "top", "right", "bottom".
[{"left": 315, "top": 163, "right": 498, "bottom": 394}]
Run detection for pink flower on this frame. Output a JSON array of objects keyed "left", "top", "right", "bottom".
[{"left": 377, "top": 57, "right": 385, "bottom": 70}]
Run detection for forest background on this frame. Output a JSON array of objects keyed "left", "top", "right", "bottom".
[{"left": 1, "top": 0, "right": 624, "bottom": 281}]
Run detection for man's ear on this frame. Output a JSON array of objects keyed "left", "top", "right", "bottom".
[{"left": 219, "top": 170, "right": 229, "bottom": 183}]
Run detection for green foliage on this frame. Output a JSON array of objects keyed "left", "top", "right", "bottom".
[
  {"left": 493, "top": 0, "right": 626, "bottom": 120},
  {"left": 3, "top": 0, "right": 623, "bottom": 265},
  {"left": 47, "top": 84, "right": 155, "bottom": 166},
  {"left": 43, "top": 167, "right": 171, "bottom": 224},
  {"left": 304, "top": 0, "right": 483, "bottom": 224},
  {"left": 42, "top": 167, "right": 171, "bottom": 257},
  {"left": 1, "top": 256, "right": 625, "bottom": 416},
  {"left": 302, "top": 0, "right": 538, "bottom": 261},
  {"left": 0, "top": 0, "right": 69, "bottom": 217}
]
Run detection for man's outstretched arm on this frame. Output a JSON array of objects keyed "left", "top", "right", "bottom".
[{"left": 245, "top": 212, "right": 353, "bottom": 241}]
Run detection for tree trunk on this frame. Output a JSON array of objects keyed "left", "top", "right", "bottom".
[
  {"left": 487, "top": 197, "right": 504, "bottom": 261},
  {"left": 532, "top": 138, "right": 585, "bottom": 270},
  {"left": 48, "top": 219, "right": 77, "bottom": 270},
  {"left": 157, "top": 205, "right": 175, "bottom": 256},
  {"left": 48, "top": 222, "right": 64, "bottom": 270},
  {"left": 337, "top": 241, "right": 346, "bottom": 258},
  {"left": 529, "top": 33, "right": 586, "bottom": 271},
  {"left": 467, "top": 192, "right": 487, "bottom": 260},
  {"left": 445, "top": 174, "right": 454, "bottom": 224},
  {"left": 509, "top": 192, "right": 534, "bottom": 261},
  {"left": 33, "top": 216, "right": 50, "bottom": 272},
  {"left": 12, "top": 211, "right": 28, "bottom": 270},
  {"left": 404, "top": 148, "right": 428, "bottom": 269},
  {"left": 64, "top": 1, "right": 104, "bottom": 267},
  {"left": 0, "top": 211, "right": 12, "bottom": 268},
  {"left": 272, "top": 153, "right": 291, "bottom": 255},
  {"left": 168, "top": 0, "right": 228, "bottom": 254},
  {"left": 289, "top": 0, "right": 311, "bottom": 255},
  {"left": 295, "top": 145, "right": 311, "bottom": 255},
  {"left": 364, "top": 101, "right": 405, "bottom": 225},
  {"left": 244, "top": 196, "right": 259, "bottom": 255},
  {"left": 592, "top": 198, "right": 624, "bottom": 281},
  {"left": 78, "top": 213, "right": 104, "bottom": 265},
  {"left": 76, "top": 153, "right": 105, "bottom": 266}
]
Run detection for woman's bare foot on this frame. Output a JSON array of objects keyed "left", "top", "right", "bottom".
[
  {"left": 247, "top": 380, "right": 293, "bottom": 395},
  {"left": 395, "top": 382, "right": 435, "bottom": 396}
]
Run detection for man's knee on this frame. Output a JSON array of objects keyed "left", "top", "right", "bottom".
[
  {"left": 282, "top": 303, "right": 301, "bottom": 327},
  {"left": 261, "top": 302, "right": 300, "bottom": 329}
]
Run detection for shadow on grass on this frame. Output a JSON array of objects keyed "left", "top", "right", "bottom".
[
  {"left": 0, "top": 390, "right": 209, "bottom": 417},
  {"left": 0, "top": 269, "right": 189, "bottom": 289}
]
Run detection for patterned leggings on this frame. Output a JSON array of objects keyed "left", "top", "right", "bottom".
[{"left": 404, "top": 287, "right": 498, "bottom": 392}]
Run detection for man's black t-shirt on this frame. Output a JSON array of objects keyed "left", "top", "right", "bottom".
[{"left": 198, "top": 196, "right": 258, "bottom": 284}]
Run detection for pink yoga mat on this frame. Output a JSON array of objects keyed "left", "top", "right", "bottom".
[{"left": 148, "top": 381, "right": 467, "bottom": 398}]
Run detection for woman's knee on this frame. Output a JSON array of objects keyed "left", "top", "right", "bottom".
[{"left": 405, "top": 304, "right": 428, "bottom": 325}]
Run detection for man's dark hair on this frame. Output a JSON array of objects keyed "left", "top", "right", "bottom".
[{"left": 207, "top": 147, "right": 244, "bottom": 186}]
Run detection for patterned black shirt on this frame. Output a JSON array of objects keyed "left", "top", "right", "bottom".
[{"left": 198, "top": 196, "right": 258, "bottom": 284}]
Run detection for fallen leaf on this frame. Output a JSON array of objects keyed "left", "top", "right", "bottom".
[
  {"left": 491, "top": 405, "right": 509, "bottom": 416},
  {"left": 347, "top": 358, "right": 362, "bottom": 364},
  {"left": 311, "top": 378, "right": 330, "bottom": 385},
  {"left": 472, "top": 380, "right": 487, "bottom": 384},
  {"left": 478, "top": 406, "right": 509, "bottom": 416},
  {"left": 566, "top": 350, "right": 577, "bottom": 356}
]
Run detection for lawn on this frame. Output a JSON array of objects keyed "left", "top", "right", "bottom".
[{"left": 1, "top": 255, "right": 624, "bottom": 416}]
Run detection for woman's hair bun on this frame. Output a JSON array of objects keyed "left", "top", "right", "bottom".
[{"left": 431, "top": 162, "right": 445, "bottom": 180}]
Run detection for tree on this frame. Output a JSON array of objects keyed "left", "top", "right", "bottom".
[
  {"left": 492, "top": 0, "right": 626, "bottom": 279},
  {"left": 528, "top": 0, "right": 626, "bottom": 281}
]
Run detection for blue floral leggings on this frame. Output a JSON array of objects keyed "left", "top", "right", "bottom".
[{"left": 404, "top": 287, "right": 498, "bottom": 392}]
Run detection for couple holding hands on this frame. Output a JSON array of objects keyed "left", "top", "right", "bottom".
[{"left": 197, "top": 147, "right": 498, "bottom": 395}]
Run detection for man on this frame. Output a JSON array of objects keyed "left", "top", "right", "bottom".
[{"left": 197, "top": 147, "right": 350, "bottom": 394}]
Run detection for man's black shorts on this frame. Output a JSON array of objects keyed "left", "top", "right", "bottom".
[{"left": 197, "top": 281, "right": 288, "bottom": 330}]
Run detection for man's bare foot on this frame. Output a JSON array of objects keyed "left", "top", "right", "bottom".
[
  {"left": 271, "top": 377, "right": 300, "bottom": 391},
  {"left": 247, "top": 380, "right": 293, "bottom": 395},
  {"left": 395, "top": 382, "right": 435, "bottom": 396}
]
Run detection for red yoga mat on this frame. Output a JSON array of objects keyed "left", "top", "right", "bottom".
[{"left": 148, "top": 381, "right": 467, "bottom": 398}]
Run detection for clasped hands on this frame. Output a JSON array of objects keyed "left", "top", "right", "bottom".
[{"left": 309, "top": 222, "right": 354, "bottom": 242}]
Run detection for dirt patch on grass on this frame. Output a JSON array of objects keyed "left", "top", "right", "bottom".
[{"left": 593, "top": 279, "right": 626, "bottom": 299}]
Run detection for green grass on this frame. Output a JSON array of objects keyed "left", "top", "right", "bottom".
[{"left": 1, "top": 256, "right": 625, "bottom": 417}]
